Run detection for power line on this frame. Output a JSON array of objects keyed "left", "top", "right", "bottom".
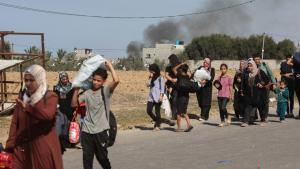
[{"left": 0, "top": 0, "right": 255, "bottom": 19}]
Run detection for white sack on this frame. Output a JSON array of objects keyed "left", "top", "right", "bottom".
[
  {"left": 194, "top": 68, "right": 211, "bottom": 82},
  {"left": 161, "top": 94, "right": 172, "bottom": 117},
  {"left": 72, "top": 54, "right": 107, "bottom": 89}
]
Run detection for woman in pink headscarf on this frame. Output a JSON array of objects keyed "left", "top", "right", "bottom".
[
  {"left": 241, "top": 59, "right": 270, "bottom": 127},
  {"left": 196, "top": 57, "right": 215, "bottom": 121},
  {"left": 6, "top": 64, "right": 63, "bottom": 169}
]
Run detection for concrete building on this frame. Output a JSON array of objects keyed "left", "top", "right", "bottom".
[
  {"left": 142, "top": 42, "right": 185, "bottom": 65},
  {"left": 74, "top": 48, "right": 92, "bottom": 60}
]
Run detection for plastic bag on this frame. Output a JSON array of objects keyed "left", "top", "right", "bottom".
[
  {"left": 72, "top": 54, "right": 107, "bottom": 89},
  {"left": 0, "top": 151, "right": 12, "bottom": 169},
  {"left": 69, "top": 110, "right": 80, "bottom": 144},
  {"left": 69, "top": 121, "right": 80, "bottom": 144},
  {"left": 194, "top": 68, "right": 211, "bottom": 83},
  {"left": 161, "top": 94, "right": 171, "bottom": 117}
]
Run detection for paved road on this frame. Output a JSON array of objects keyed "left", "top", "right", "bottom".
[{"left": 63, "top": 109, "right": 300, "bottom": 169}]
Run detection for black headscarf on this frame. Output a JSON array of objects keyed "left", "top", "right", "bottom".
[{"left": 148, "top": 64, "right": 161, "bottom": 88}]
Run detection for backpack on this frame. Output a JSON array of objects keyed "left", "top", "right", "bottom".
[
  {"left": 101, "top": 87, "right": 117, "bottom": 147},
  {"left": 55, "top": 110, "right": 69, "bottom": 138},
  {"left": 177, "top": 77, "right": 199, "bottom": 93}
]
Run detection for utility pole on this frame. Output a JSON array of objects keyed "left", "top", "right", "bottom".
[{"left": 261, "top": 32, "right": 266, "bottom": 60}]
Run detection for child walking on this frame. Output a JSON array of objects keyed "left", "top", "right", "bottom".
[
  {"left": 216, "top": 64, "right": 233, "bottom": 127},
  {"left": 274, "top": 81, "right": 289, "bottom": 122},
  {"left": 72, "top": 61, "right": 119, "bottom": 169},
  {"left": 172, "top": 63, "right": 193, "bottom": 132}
]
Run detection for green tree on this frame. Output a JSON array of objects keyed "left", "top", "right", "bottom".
[
  {"left": 56, "top": 48, "right": 67, "bottom": 62},
  {"left": 24, "top": 46, "right": 40, "bottom": 54},
  {"left": 277, "top": 39, "right": 295, "bottom": 59}
]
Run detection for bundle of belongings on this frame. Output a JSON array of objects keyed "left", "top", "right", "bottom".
[{"left": 193, "top": 67, "right": 211, "bottom": 87}]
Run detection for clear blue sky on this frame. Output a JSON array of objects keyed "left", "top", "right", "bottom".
[{"left": 1, "top": 0, "right": 300, "bottom": 58}]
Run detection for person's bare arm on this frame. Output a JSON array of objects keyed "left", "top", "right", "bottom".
[
  {"left": 106, "top": 60, "right": 120, "bottom": 93},
  {"left": 71, "top": 88, "right": 80, "bottom": 108},
  {"left": 172, "top": 63, "right": 184, "bottom": 76}
]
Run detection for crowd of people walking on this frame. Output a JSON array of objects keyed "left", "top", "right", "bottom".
[
  {"left": 146, "top": 53, "right": 300, "bottom": 131},
  {"left": 2, "top": 51, "right": 300, "bottom": 169}
]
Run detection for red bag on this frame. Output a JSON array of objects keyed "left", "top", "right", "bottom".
[
  {"left": 0, "top": 152, "right": 12, "bottom": 169},
  {"left": 76, "top": 102, "right": 86, "bottom": 117},
  {"left": 69, "top": 111, "right": 80, "bottom": 144}
]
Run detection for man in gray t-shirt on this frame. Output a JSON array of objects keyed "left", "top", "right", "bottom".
[
  {"left": 79, "top": 86, "right": 111, "bottom": 134},
  {"left": 72, "top": 61, "right": 119, "bottom": 169}
]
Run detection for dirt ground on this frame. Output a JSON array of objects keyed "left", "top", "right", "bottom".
[{"left": 0, "top": 69, "right": 284, "bottom": 145}]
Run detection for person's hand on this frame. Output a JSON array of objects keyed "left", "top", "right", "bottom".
[
  {"left": 16, "top": 98, "right": 26, "bottom": 108},
  {"left": 158, "top": 95, "right": 163, "bottom": 103},
  {"left": 105, "top": 60, "right": 113, "bottom": 71},
  {"left": 257, "top": 83, "right": 263, "bottom": 88},
  {"left": 149, "top": 72, "right": 153, "bottom": 79},
  {"left": 296, "top": 74, "right": 300, "bottom": 78},
  {"left": 229, "top": 95, "right": 233, "bottom": 101},
  {"left": 171, "top": 78, "right": 177, "bottom": 83}
]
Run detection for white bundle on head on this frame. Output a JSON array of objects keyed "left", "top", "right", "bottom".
[
  {"left": 72, "top": 54, "right": 107, "bottom": 89},
  {"left": 194, "top": 67, "right": 211, "bottom": 82}
]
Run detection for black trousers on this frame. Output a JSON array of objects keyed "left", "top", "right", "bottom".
[
  {"left": 244, "top": 105, "right": 257, "bottom": 124},
  {"left": 295, "top": 78, "right": 300, "bottom": 116},
  {"left": 147, "top": 101, "right": 162, "bottom": 127},
  {"left": 81, "top": 132, "right": 111, "bottom": 169},
  {"left": 218, "top": 97, "right": 229, "bottom": 122},
  {"left": 256, "top": 91, "right": 269, "bottom": 122},
  {"left": 200, "top": 105, "right": 211, "bottom": 120},
  {"left": 286, "top": 79, "right": 295, "bottom": 114},
  {"left": 233, "top": 92, "right": 245, "bottom": 119},
  {"left": 169, "top": 90, "right": 178, "bottom": 119}
]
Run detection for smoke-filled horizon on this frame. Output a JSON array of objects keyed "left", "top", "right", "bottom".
[
  {"left": 139, "top": 0, "right": 288, "bottom": 47},
  {"left": 126, "top": 0, "right": 299, "bottom": 57}
]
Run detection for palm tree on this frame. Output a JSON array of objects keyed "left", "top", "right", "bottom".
[{"left": 56, "top": 48, "right": 67, "bottom": 62}]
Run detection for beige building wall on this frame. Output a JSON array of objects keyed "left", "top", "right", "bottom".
[
  {"left": 187, "top": 59, "right": 283, "bottom": 71},
  {"left": 142, "top": 44, "right": 185, "bottom": 65}
]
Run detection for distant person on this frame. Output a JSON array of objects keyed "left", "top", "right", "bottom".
[
  {"left": 280, "top": 55, "right": 295, "bottom": 117},
  {"left": 274, "top": 80, "right": 289, "bottom": 122},
  {"left": 172, "top": 63, "right": 193, "bottom": 132},
  {"left": 53, "top": 71, "right": 75, "bottom": 121},
  {"left": 6, "top": 64, "right": 63, "bottom": 169},
  {"left": 196, "top": 57, "right": 215, "bottom": 121},
  {"left": 165, "top": 54, "right": 181, "bottom": 120},
  {"left": 293, "top": 52, "right": 300, "bottom": 118},
  {"left": 53, "top": 71, "right": 76, "bottom": 152},
  {"left": 146, "top": 64, "right": 175, "bottom": 131},
  {"left": 215, "top": 63, "right": 233, "bottom": 127},
  {"left": 241, "top": 59, "right": 270, "bottom": 127},
  {"left": 233, "top": 60, "right": 247, "bottom": 121},
  {"left": 72, "top": 61, "right": 120, "bottom": 169},
  {"left": 253, "top": 54, "right": 275, "bottom": 122}
]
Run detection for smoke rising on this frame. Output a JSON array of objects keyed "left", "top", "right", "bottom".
[
  {"left": 143, "top": 20, "right": 181, "bottom": 46},
  {"left": 130, "top": 0, "right": 290, "bottom": 56},
  {"left": 126, "top": 41, "right": 144, "bottom": 58}
]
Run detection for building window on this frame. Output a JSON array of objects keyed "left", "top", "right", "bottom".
[{"left": 146, "top": 54, "right": 151, "bottom": 59}]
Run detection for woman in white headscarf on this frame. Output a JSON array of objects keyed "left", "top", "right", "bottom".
[
  {"left": 196, "top": 57, "right": 215, "bottom": 121},
  {"left": 6, "top": 64, "right": 63, "bottom": 169},
  {"left": 241, "top": 59, "right": 270, "bottom": 127}
]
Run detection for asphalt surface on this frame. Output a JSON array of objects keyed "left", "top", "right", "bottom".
[{"left": 63, "top": 108, "right": 300, "bottom": 169}]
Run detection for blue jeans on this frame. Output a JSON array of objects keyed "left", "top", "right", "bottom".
[{"left": 218, "top": 97, "right": 229, "bottom": 122}]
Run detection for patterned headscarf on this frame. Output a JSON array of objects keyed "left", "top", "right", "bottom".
[
  {"left": 54, "top": 71, "right": 72, "bottom": 94},
  {"left": 24, "top": 64, "right": 47, "bottom": 105},
  {"left": 247, "top": 58, "right": 259, "bottom": 78}
]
